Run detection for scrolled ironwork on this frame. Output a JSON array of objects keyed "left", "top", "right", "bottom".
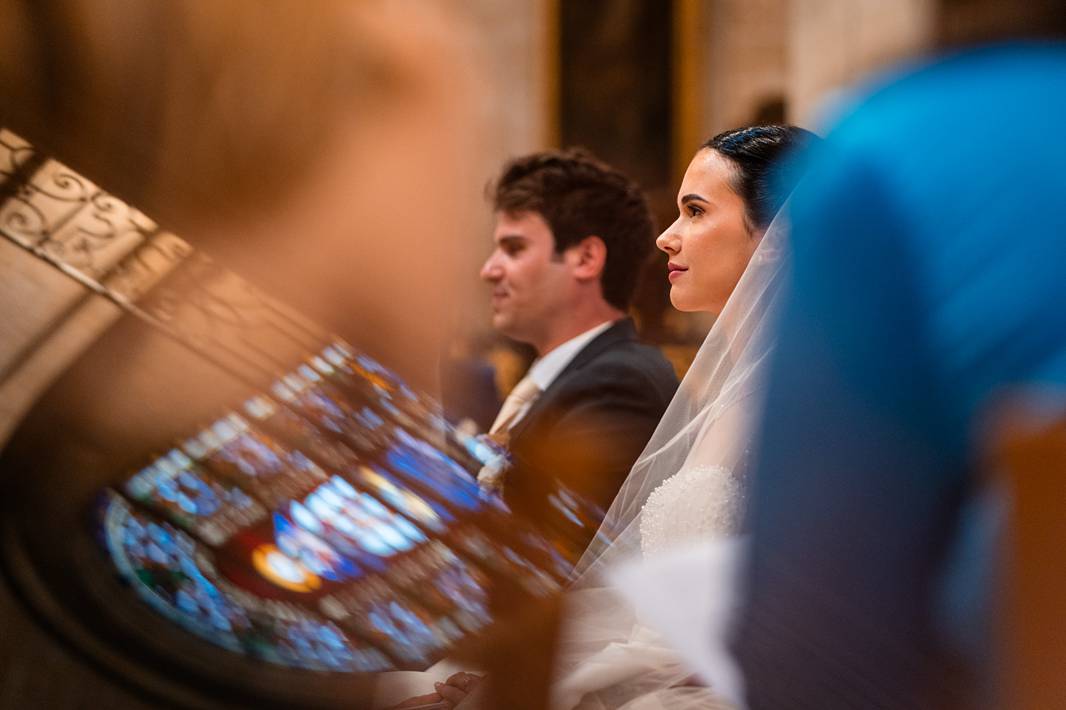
[
  {"left": 103, "top": 231, "right": 193, "bottom": 303},
  {"left": 0, "top": 126, "right": 334, "bottom": 396},
  {"left": 40, "top": 195, "right": 156, "bottom": 278},
  {"left": 0, "top": 188, "right": 49, "bottom": 245},
  {"left": 30, "top": 163, "right": 92, "bottom": 202},
  {"left": 135, "top": 251, "right": 328, "bottom": 380},
  {"left": 0, "top": 129, "right": 35, "bottom": 185}
]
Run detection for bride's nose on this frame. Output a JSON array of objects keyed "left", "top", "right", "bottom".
[{"left": 656, "top": 226, "right": 680, "bottom": 255}]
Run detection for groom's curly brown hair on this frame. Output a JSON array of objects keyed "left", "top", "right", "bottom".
[{"left": 490, "top": 147, "right": 654, "bottom": 311}]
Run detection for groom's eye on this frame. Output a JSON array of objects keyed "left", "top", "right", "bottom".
[{"left": 499, "top": 237, "right": 526, "bottom": 256}]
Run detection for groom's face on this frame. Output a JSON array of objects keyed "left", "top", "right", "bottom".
[{"left": 480, "top": 210, "right": 572, "bottom": 347}]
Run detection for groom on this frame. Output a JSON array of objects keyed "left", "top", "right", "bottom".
[{"left": 478, "top": 147, "right": 678, "bottom": 555}]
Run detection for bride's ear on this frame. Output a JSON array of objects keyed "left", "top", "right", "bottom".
[{"left": 570, "top": 235, "right": 608, "bottom": 281}]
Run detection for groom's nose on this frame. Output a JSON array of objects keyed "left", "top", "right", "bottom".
[{"left": 480, "top": 252, "right": 503, "bottom": 282}]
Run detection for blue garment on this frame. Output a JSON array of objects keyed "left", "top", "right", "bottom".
[{"left": 735, "top": 43, "right": 1066, "bottom": 709}]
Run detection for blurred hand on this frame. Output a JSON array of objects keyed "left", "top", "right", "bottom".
[
  {"left": 387, "top": 691, "right": 445, "bottom": 709},
  {"left": 385, "top": 672, "right": 481, "bottom": 710},
  {"left": 439, "top": 672, "right": 484, "bottom": 705}
]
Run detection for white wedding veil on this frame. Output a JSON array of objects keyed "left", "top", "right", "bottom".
[
  {"left": 551, "top": 207, "right": 791, "bottom": 709},
  {"left": 574, "top": 206, "right": 788, "bottom": 580}
]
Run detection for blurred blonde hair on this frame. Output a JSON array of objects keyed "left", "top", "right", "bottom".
[
  {"left": 0, "top": 1, "right": 486, "bottom": 388},
  {"left": 0, "top": 1, "right": 405, "bottom": 230}
]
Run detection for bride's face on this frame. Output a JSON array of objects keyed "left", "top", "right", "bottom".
[{"left": 656, "top": 149, "right": 762, "bottom": 314}]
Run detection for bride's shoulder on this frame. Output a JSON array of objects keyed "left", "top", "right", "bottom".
[
  {"left": 648, "top": 464, "right": 736, "bottom": 496},
  {"left": 645, "top": 464, "right": 739, "bottom": 508}
]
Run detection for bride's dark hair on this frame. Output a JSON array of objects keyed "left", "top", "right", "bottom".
[{"left": 704, "top": 125, "right": 819, "bottom": 230}]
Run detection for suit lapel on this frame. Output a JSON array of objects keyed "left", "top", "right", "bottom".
[{"left": 508, "top": 318, "right": 637, "bottom": 442}]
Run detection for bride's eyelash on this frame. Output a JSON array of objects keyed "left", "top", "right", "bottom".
[{"left": 687, "top": 205, "right": 704, "bottom": 217}]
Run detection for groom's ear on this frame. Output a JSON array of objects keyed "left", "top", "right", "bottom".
[{"left": 568, "top": 235, "right": 608, "bottom": 282}]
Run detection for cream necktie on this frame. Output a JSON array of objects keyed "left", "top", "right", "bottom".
[{"left": 489, "top": 375, "right": 541, "bottom": 435}]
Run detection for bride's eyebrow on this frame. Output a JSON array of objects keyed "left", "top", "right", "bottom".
[{"left": 680, "top": 193, "right": 709, "bottom": 206}]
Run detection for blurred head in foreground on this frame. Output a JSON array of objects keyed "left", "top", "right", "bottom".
[
  {"left": 0, "top": 0, "right": 488, "bottom": 389},
  {"left": 734, "top": 6, "right": 1066, "bottom": 709}
]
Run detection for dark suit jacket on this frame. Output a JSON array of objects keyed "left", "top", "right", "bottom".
[{"left": 501, "top": 318, "right": 678, "bottom": 558}]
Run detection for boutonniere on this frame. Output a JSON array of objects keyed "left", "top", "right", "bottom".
[{"left": 476, "top": 433, "right": 511, "bottom": 492}]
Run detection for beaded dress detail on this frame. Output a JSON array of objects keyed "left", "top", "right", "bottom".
[{"left": 639, "top": 465, "right": 744, "bottom": 557}]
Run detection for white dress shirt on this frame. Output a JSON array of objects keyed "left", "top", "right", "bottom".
[
  {"left": 503, "top": 319, "right": 616, "bottom": 431},
  {"left": 479, "top": 319, "right": 618, "bottom": 489}
]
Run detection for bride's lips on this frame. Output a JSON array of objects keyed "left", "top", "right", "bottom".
[{"left": 667, "top": 262, "right": 688, "bottom": 282}]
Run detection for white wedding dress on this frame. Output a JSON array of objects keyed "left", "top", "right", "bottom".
[
  {"left": 371, "top": 466, "right": 747, "bottom": 710},
  {"left": 372, "top": 465, "right": 748, "bottom": 710},
  {"left": 639, "top": 465, "right": 744, "bottom": 558},
  {"left": 550, "top": 465, "right": 744, "bottom": 710}
]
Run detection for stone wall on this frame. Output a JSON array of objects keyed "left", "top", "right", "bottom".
[
  {"left": 787, "top": 0, "right": 934, "bottom": 127},
  {"left": 700, "top": 0, "right": 789, "bottom": 140},
  {"left": 696, "top": 0, "right": 933, "bottom": 136}
]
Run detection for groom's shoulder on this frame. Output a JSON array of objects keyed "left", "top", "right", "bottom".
[
  {"left": 568, "top": 335, "right": 678, "bottom": 398},
  {"left": 593, "top": 336, "right": 674, "bottom": 372}
]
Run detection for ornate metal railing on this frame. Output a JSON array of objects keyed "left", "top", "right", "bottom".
[{"left": 0, "top": 128, "right": 331, "bottom": 387}]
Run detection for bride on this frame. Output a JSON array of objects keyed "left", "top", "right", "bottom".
[{"left": 389, "top": 124, "right": 818, "bottom": 709}]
